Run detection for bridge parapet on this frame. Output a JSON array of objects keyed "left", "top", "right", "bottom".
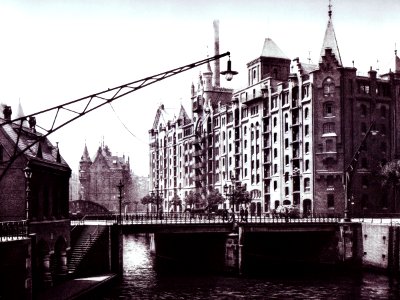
[
  {"left": 0, "top": 220, "right": 28, "bottom": 242},
  {"left": 71, "top": 212, "right": 342, "bottom": 227}
]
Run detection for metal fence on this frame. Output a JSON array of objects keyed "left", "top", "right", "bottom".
[
  {"left": 0, "top": 220, "right": 28, "bottom": 242},
  {"left": 71, "top": 212, "right": 342, "bottom": 226}
]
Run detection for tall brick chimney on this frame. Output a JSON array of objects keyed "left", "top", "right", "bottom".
[{"left": 213, "top": 20, "right": 220, "bottom": 87}]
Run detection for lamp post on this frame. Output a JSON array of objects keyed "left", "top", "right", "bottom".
[
  {"left": 343, "top": 122, "right": 378, "bottom": 221},
  {"left": 223, "top": 176, "right": 245, "bottom": 222},
  {"left": 151, "top": 183, "right": 163, "bottom": 219},
  {"left": 24, "top": 165, "right": 33, "bottom": 229},
  {"left": 117, "top": 180, "right": 124, "bottom": 225}
]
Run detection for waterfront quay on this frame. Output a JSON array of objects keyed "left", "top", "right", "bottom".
[{"left": 2, "top": 213, "right": 400, "bottom": 299}]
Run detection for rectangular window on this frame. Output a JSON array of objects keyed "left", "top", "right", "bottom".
[
  {"left": 304, "top": 178, "right": 310, "bottom": 192},
  {"left": 323, "top": 122, "right": 335, "bottom": 134},
  {"left": 227, "top": 112, "right": 233, "bottom": 123},
  {"left": 327, "top": 194, "right": 335, "bottom": 208}
]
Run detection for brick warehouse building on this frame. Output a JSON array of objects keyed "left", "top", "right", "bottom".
[
  {"left": 0, "top": 104, "right": 71, "bottom": 289},
  {"left": 149, "top": 9, "right": 400, "bottom": 217},
  {"left": 79, "top": 143, "right": 134, "bottom": 213}
]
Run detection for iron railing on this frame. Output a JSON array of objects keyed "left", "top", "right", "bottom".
[
  {"left": 0, "top": 220, "right": 28, "bottom": 241},
  {"left": 70, "top": 212, "right": 342, "bottom": 226}
]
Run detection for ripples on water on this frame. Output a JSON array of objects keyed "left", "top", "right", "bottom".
[{"left": 102, "top": 234, "right": 400, "bottom": 300}]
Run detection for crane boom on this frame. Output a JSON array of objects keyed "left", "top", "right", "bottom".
[{"left": 0, "top": 51, "right": 231, "bottom": 182}]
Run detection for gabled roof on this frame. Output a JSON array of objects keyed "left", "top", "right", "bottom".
[
  {"left": 261, "top": 38, "right": 289, "bottom": 60},
  {"left": 152, "top": 104, "right": 189, "bottom": 129},
  {"left": 92, "top": 145, "right": 129, "bottom": 170},
  {"left": 0, "top": 117, "right": 69, "bottom": 167},
  {"left": 178, "top": 105, "right": 191, "bottom": 125},
  {"left": 319, "top": 17, "right": 342, "bottom": 66}
]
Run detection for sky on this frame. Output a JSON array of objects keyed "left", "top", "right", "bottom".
[{"left": 0, "top": 0, "right": 399, "bottom": 177}]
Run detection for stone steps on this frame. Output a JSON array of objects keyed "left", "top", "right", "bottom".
[{"left": 68, "top": 226, "right": 106, "bottom": 274}]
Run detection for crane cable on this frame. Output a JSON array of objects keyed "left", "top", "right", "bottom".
[{"left": 108, "top": 103, "right": 148, "bottom": 145}]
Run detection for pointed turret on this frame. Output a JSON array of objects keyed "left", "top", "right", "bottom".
[
  {"left": 15, "top": 100, "right": 29, "bottom": 126},
  {"left": 203, "top": 61, "right": 213, "bottom": 90},
  {"left": 80, "top": 143, "right": 91, "bottom": 163},
  {"left": 319, "top": 1, "right": 342, "bottom": 66}
]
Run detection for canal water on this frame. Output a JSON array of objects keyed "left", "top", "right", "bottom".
[{"left": 102, "top": 234, "right": 400, "bottom": 299}]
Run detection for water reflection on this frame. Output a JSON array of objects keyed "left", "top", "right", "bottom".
[{"left": 103, "top": 234, "right": 400, "bottom": 299}]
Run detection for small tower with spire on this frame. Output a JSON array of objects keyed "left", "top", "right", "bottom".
[
  {"left": 319, "top": 0, "right": 342, "bottom": 67},
  {"left": 79, "top": 143, "right": 92, "bottom": 200}
]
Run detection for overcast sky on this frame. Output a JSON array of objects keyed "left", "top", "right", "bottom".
[{"left": 0, "top": 0, "right": 399, "bottom": 177}]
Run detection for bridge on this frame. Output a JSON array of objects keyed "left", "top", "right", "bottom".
[
  {"left": 3, "top": 215, "right": 392, "bottom": 279},
  {"left": 68, "top": 212, "right": 356, "bottom": 275},
  {"left": 71, "top": 212, "right": 342, "bottom": 233}
]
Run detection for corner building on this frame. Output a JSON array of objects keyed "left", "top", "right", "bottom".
[{"left": 149, "top": 10, "right": 400, "bottom": 217}]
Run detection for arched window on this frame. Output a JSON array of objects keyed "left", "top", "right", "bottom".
[
  {"left": 304, "top": 107, "right": 309, "bottom": 119},
  {"left": 305, "top": 142, "right": 310, "bottom": 153},
  {"left": 323, "top": 77, "right": 335, "bottom": 95},
  {"left": 305, "top": 125, "right": 310, "bottom": 136}
]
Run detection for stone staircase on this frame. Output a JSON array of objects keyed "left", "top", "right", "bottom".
[{"left": 68, "top": 225, "right": 106, "bottom": 275}]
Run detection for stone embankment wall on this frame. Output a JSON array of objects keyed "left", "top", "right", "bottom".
[
  {"left": 0, "top": 238, "right": 32, "bottom": 299},
  {"left": 361, "top": 223, "right": 400, "bottom": 273}
]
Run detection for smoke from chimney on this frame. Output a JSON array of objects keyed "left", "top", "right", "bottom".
[{"left": 213, "top": 20, "right": 220, "bottom": 87}]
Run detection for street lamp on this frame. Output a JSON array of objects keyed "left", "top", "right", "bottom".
[
  {"left": 223, "top": 176, "right": 245, "bottom": 222},
  {"left": 220, "top": 54, "right": 238, "bottom": 81},
  {"left": 343, "top": 122, "right": 378, "bottom": 221},
  {"left": 151, "top": 183, "right": 163, "bottom": 218},
  {"left": 117, "top": 180, "right": 124, "bottom": 225},
  {"left": 24, "top": 164, "right": 32, "bottom": 223}
]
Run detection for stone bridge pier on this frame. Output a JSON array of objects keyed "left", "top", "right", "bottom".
[{"left": 225, "top": 222, "right": 362, "bottom": 274}]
